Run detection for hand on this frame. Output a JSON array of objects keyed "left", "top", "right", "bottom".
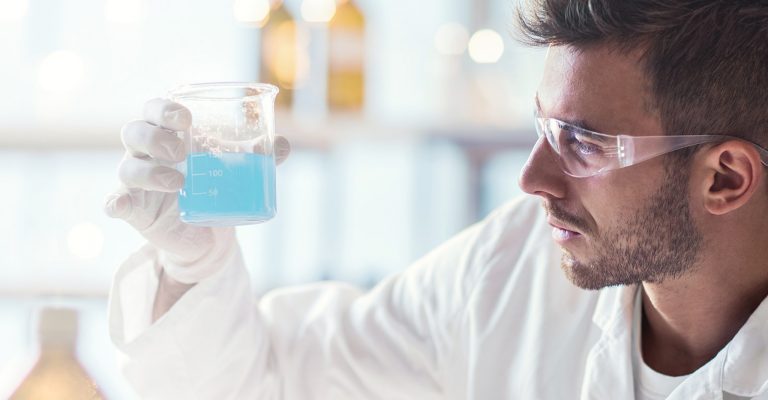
[{"left": 104, "top": 98, "right": 291, "bottom": 283}]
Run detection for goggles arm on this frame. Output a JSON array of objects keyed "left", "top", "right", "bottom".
[{"left": 616, "top": 135, "right": 727, "bottom": 167}]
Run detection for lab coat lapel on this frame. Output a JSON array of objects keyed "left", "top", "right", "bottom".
[
  {"left": 664, "top": 355, "right": 724, "bottom": 400},
  {"left": 667, "top": 294, "right": 768, "bottom": 399},
  {"left": 720, "top": 294, "right": 768, "bottom": 398},
  {"left": 580, "top": 284, "right": 638, "bottom": 400},
  {"left": 577, "top": 285, "right": 768, "bottom": 399}
]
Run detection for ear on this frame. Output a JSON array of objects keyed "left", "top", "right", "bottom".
[{"left": 699, "top": 140, "right": 764, "bottom": 215}]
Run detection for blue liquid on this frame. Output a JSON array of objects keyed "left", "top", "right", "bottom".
[{"left": 179, "top": 152, "right": 276, "bottom": 226}]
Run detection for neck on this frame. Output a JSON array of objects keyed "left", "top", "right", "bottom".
[{"left": 640, "top": 244, "right": 768, "bottom": 376}]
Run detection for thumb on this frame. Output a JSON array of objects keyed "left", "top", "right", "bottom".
[{"left": 275, "top": 136, "right": 291, "bottom": 165}]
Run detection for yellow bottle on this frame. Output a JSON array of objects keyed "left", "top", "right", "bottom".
[
  {"left": 260, "top": 0, "right": 297, "bottom": 108},
  {"left": 328, "top": 0, "right": 365, "bottom": 111},
  {"left": 11, "top": 308, "right": 105, "bottom": 400}
]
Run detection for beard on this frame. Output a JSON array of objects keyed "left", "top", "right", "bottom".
[{"left": 549, "top": 161, "right": 704, "bottom": 290}]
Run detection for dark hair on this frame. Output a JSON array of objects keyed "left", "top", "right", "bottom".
[{"left": 515, "top": 0, "right": 768, "bottom": 154}]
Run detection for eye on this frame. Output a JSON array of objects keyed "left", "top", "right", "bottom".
[
  {"left": 563, "top": 129, "right": 604, "bottom": 156},
  {"left": 573, "top": 139, "right": 601, "bottom": 155}
]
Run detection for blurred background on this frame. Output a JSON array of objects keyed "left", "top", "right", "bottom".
[{"left": 0, "top": 0, "right": 545, "bottom": 397}]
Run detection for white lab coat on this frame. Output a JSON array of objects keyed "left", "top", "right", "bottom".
[{"left": 109, "top": 195, "right": 768, "bottom": 399}]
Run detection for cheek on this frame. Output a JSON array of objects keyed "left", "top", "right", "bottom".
[
  {"left": 568, "top": 159, "right": 669, "bottom": 235},
  {"left": 572, "top": 172, "right": 653, "bottom": 232},
  {"left": 572, "top": 180, "right": 616, "bottom": 231}
]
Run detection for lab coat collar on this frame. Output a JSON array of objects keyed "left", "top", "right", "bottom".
[
  {"left": 579, "top": 284, "right": 638, "bottom": 399},
  {"left": 590, "top": 283, "right": 637, "bottom": 335},
  {"left": 587, "top": 283, "right": 768, "bottom": 399},
  {"left": 655, "top": 296, "right": 768, "bottom": 399},
  {"left": 720, "top": 293, "right": 768, "bottom": 397}
]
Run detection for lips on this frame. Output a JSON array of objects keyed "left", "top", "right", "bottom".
[
  {"left": 553, "top": 226, "right": 581, "bottom": 242},
  {"left": 548, "top": 217, "right": 583, "bottom": 244},
  {"left": 547, "top": 218, "right": 581, "bottom": 235}
]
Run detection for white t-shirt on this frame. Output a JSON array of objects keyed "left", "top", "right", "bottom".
[{"left": 632, "top": 290, "right": 689, "bottom": 400}]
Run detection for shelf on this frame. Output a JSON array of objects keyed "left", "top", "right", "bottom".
[{"left": 0, "top": 112, "right": 535, "bottom": 150}]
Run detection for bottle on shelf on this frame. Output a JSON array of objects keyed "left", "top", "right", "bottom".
[
  {"left": 11, "top": 308, "right": 106, "bottom": 400},
  {"left": 260, "top": 0, "right": 298, "bottom": 108},
  {"left": 327, "top": 0, "right": 365, "bottom": 111}
]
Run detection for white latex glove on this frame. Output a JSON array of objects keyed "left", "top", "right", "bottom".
[{"left": 104, "top": 98, "right": 291, "bottom": 283}]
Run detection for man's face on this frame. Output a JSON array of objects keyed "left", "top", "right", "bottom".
[{"left": 519, "top": 45, "right": 703, "bottom": 290}]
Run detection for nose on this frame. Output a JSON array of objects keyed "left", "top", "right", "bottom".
[{"left": 518, "top": 136, "right": 568, "bottom": 199}]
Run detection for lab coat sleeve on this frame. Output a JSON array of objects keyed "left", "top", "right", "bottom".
[{"left": 109, "top": 202, "right": 513, "bottom": 399}]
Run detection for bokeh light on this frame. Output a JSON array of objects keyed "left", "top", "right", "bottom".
[
  {"left": 468, "top": 29, "right": 505, "bottom": 64},
  {"left": 233, "top": 0, "right": 270, "bottom": 25},
  {"left": 301, "top": 0, "right": 336, "bottom": 23}
]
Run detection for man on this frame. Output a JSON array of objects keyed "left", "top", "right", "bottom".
[{"left": 105, "top": 0, "right": 768, "bottom": 398}]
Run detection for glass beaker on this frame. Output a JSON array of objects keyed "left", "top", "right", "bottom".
[{"left": 169, "top": 82, "right": 279, "bottom": 226}]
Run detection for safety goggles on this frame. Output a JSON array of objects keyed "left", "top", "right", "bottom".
[{"left": 534, "top": 112, "right": 768, "bottom": 178}]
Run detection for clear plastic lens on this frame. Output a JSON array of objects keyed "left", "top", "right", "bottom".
[
  {"left": 568, "top": 132, "right": 611, "bottom": 173},
  {"left": 538, "top": 118, "right": 611, "bottom": 177}
]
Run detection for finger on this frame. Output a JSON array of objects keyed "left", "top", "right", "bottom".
[
  {"left": 121, "top": 120, "right": 186, "bottom": 163},
  {"left": 275, "top": 136, "right": 291, "bottom": 165},
  {"left": 246, "top": 135, "right": 290, "bottom": 162},
  {"left": 104, "top": 186, "right": 133, "bottom": 220},
  {"left": 104, "top": 186, "right": 172, "bottom": 230},
  {"left": 143, "top": 98, "right": 192, "bottom": 131},
  {"left": 104, "top": 187, "right": 173, "bottom": 230},
  {"left": 118, "top": 153, "right": 185, "bottom": 192}
]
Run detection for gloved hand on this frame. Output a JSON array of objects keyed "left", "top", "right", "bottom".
[{"left": 104, "top": 98, "right": 291, "bottom": 283}]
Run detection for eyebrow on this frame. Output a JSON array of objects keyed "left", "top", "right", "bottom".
[{"left": 534, "top": 93, "right": 601, "bottom": 133}]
